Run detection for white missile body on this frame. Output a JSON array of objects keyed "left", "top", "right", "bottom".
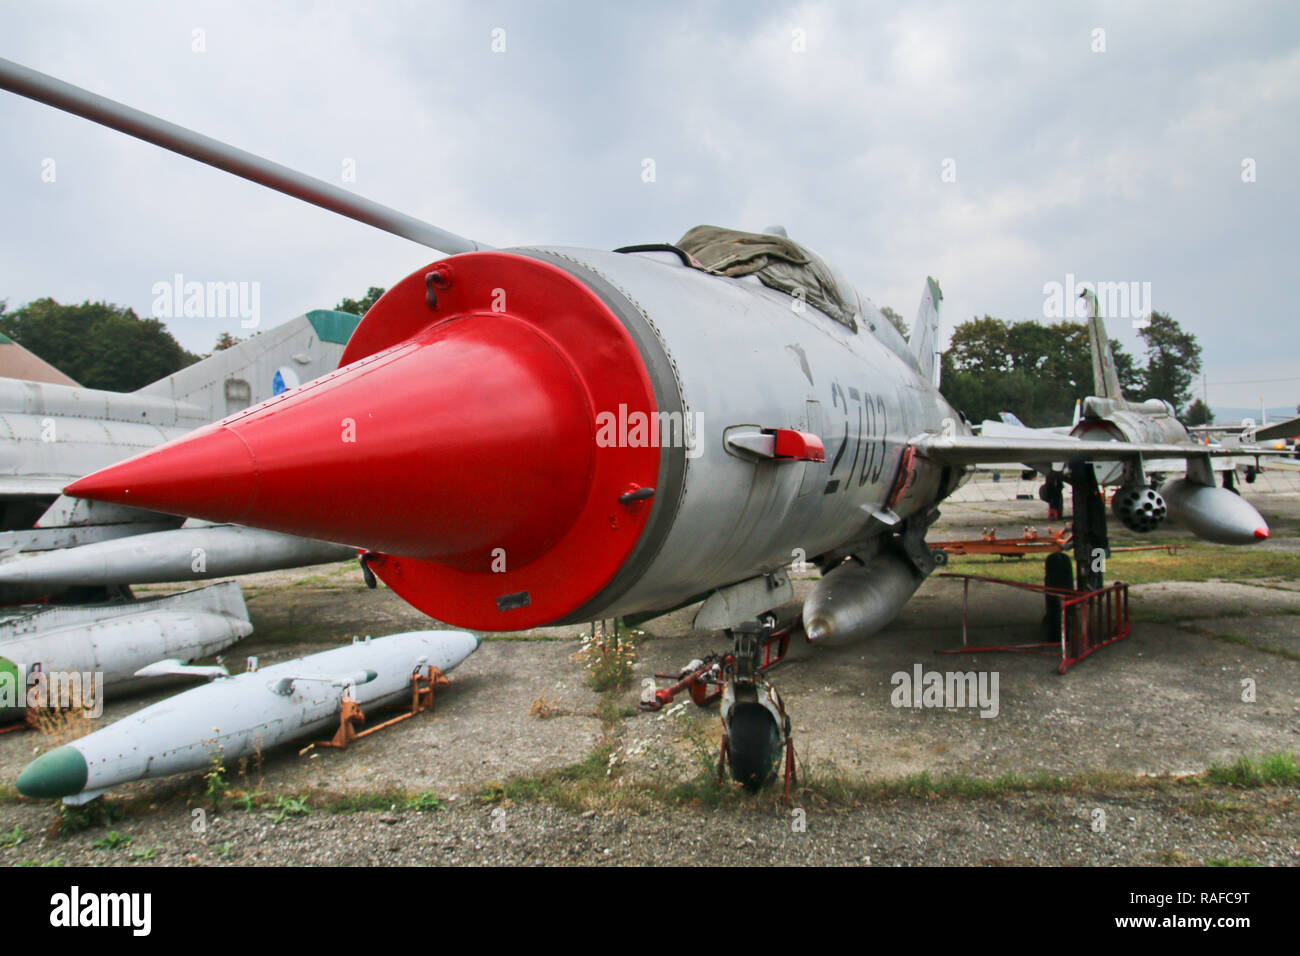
[
  {"left": 0, "top": 582, "right": 252, "bottom": 721},
  {"left": 0, "top": 523, "right": 354, "bottom": 602},
  {"left": 801, "top": 552, "right": 923, "bottom": 646},
  {"left": 1158, "top": 479, "right": 1270, "bottom": 545},
  {"left": 16, "top": 629, "right": 480, "bottom": 801}
]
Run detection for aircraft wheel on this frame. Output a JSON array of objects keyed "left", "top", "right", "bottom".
[{"left": 727, "top": 702, "right": 783, "bottom": 792}]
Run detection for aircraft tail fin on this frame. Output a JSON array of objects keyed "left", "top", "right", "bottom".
[
  {"left": 910, "top": 277, "right": 943, "bottom": 388},
  {"left": 1081, "top": 288, "right": 1124, "bottom": 401},
  {"left": 135, "top": 310, "right": 361, "bottom": 416}
]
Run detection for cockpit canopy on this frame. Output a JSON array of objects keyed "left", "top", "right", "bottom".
[{"left": 676, "top": 225, "right": 860, "bottom": 331}]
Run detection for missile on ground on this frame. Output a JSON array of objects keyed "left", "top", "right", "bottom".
[
  {"left": 0, "top": 523, "right": 355, "bottom": 602},
  {"left": 0, "top": 582, "right": 252, "bottom": 721},
  {"left": 16, "top": 629, "right": 479, "bottom": 801},
  {"left": 801, "top": 552, "right": 923, "bottom": 646},
  {"left": 1158, "top": 479, "right": 1270, "bottom": 545}
]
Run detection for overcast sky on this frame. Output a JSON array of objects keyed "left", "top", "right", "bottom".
[{"left": 1, "top": 1, "right": 1296, "bottom": 415}]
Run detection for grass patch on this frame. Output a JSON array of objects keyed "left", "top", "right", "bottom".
[
  {"left": 91, "top": 830, "right": 133, "bottom": 851},
  {"left": 222, "top": 787, "right": 450, "bottom": 816},
  {"left": 464, "top": 742, "right": 1300, "bottom": 813},
  {"left": 796, "top": 765, "right": 1136, "bottom": 804},
  {"left": 477, "top": 745, "right": 619, "bottom": 811},
  {"left": 52, "top": 799, "right": 125, "bottom": 836},
  {"left": 1206, "top": 857, "right": 1262, "bottom": 867},
  {"left": 481, "top": 632, "right": 577, "bottom": 643},
  {"left": 267, "top": 795, "right": 311, "bottom": 822},
  {"left": 1203, "top": 632, "right": 1300, "bottom": 662},
  {"left": 1205, "top": 752, "right": 1300, "bottom": 788},
  {"left": 577, "top": 629, "right": 640, "bottom": 693}
]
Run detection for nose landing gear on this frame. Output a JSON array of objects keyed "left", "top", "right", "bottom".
[{"left": 642, "top": 614, "right": 798, "bottom": 799}]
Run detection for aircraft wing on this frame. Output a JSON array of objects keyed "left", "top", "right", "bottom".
[
  {"left": 0, "top": 476, "right": 70, "bottom": 498},
  {"left": 1257, "top": 415, "right": 1300, "bottom": 442},
  {"left": 913, "top": 434, "right": 1246, "bottom": 468}
]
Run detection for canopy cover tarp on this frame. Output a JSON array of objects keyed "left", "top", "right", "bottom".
[{"left": 676, "top": 225, "right": 858, "bottom": 331}]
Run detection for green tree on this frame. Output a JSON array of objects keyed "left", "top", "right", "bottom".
[
  {"left": 1184, "top": 398, "right": 1212, "bottom": 425},
  {"left": 0, "top": 298, "right": 197, "bottom": 391},
  {"left": 880, "top": 305, "right": 908, "bottom": 338},
  {"left": 335, "top": 286, "right": 385, "bottom": 316},
  {"left": 941, "top": 316, "right": 1146, "bottom": 427},
  {"left": 212, "top": 331, "right": 245, "bottom": 351},
  {"left": 1136, "top": 312, "right": 1201, "bottom": 415}
]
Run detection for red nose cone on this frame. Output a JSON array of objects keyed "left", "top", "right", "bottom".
[
  {"left": 71, "top": 316, "right": 593, "bottom": 568},
  {"left": 67, "top": 252, "right": 664, "bottom": 630},
  {"left": 68, "top": 425, "right": 259, "bottom": 520},
  {"left": 1255, "top": 527, "right": 1270, "bottom": 540}
]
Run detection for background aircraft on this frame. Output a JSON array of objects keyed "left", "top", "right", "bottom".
[
  {"left": 0, "top": 309, "right": 358, "bottom": 601},
  {"left": 977, "top": 289, "right": 1276, "bottom": 522}
]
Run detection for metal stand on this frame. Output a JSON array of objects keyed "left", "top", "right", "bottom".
[
  {"left": 317, "top": 666, "right": 449, "bottom": 749},
  {"left": 938, "top": 573, "right": 1131, "bottom": 673}
]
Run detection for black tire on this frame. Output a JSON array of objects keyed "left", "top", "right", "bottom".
[{"left": 728, "top": 703, "right": 782, "bottom": 792}]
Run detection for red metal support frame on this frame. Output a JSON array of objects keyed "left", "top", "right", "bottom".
[{"left": 936, "top": 573, "right": 1130, "bottom": 673}]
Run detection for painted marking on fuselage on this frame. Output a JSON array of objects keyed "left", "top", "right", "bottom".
[{"left": 825, "top": 380, "right": 889, "bottom": 494}]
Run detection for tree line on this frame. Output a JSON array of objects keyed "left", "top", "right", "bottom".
[
  {"left": 937, "top": 311, "right": 1207, "bottom": 428},
  {"left": 0, "top": 292, "right": 1205, "bottom": 428},
  {"left": 0, "top": 288, "right": 387, "bottom": 393}
]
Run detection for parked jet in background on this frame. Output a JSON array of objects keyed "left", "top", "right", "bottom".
[
  {"left": 980, "top": 289, "right": 1274, "bottom": 531},
  {"left": 0, "top": 310, "right": 359, "bottom": 601}
]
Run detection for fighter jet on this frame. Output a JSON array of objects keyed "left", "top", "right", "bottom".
[
  {"left": 980, "top": 290, "right": 1275, "bottom": 531},
  {"left": 0, "top": 57, "right": 1271, "bottom": 790}
]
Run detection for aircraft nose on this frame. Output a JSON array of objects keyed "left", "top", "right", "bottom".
[
  {"left": 17, "top": 745, "right": 88, "bottom": 798},
  {"left": 66, "top": 315, "right": 595, "bottom": 570}
]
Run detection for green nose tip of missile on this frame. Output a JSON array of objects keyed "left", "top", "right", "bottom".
[{"left": 16, "top": 746, "right": 88, "bottom": 798}]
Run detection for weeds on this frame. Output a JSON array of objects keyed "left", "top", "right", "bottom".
[
  {"left": 91, "top": 830, "right": 133, "bottom": 851},
  {"left": 268, "top": 795, "right": 311, "bottom": 823},
  {"left": 52, "top": 799, "right": 124, "bottom": 836},
  {"left": 577, "top": 624, "right": 639, "bottom": 692},
  {"left": 204, "top": 753, "right": 230, "bottom": 813}
]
